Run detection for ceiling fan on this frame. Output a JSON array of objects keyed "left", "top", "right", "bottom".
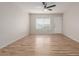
[{"left": 42, "top": 2, "right": 56, "bottom": 11}]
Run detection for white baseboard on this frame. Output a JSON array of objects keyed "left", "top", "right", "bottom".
[
  {"left": 0, "top": 34, "right": 29, "bottom": 49},
  {"left": 63, "top": 34, "right": 79, "bottom": 43}
]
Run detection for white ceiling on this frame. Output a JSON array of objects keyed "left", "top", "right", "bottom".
[{"left": 13, "top": 2, "right": 78, "bottom": 13}]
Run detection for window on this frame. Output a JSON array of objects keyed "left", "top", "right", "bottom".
[{"left": 36, "top": 17, "right": 50, "bottom": 30}]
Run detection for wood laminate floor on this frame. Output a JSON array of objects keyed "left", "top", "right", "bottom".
[{"left": 0, "top": 34, "right": 79, "bottom": 56}]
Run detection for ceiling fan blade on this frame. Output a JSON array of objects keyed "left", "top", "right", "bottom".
[
  {"left": 42, "top": 2, "right": 47, "bottom": 8},
  {"left": 48, "top": 9, "right": 52, "bottom": 11},
  {"left": 42, "top": 2, "right": 45, "bottom": 5},
  {"left": 47, "top": 5, "right": 56, "bottom": 8}
]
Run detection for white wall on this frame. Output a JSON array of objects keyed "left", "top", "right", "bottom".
[
  {"left": 63, "top": 4, "right": 79, "bottom": 42},
  {"left": 0, "top": 3, "right": 29, "bottom": 48}
]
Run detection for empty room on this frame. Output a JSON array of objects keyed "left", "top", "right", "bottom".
[{"left": 0, "top": 2, "right": 79, "bottom": 56}]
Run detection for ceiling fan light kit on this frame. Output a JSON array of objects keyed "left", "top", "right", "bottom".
[{"left": 44, "top": 9, "right": 48, "bottom": 11}]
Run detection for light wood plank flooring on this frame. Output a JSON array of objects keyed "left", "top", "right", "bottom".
[{"left": 0, "top": 34, "right": 79, "bottom": 56}]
